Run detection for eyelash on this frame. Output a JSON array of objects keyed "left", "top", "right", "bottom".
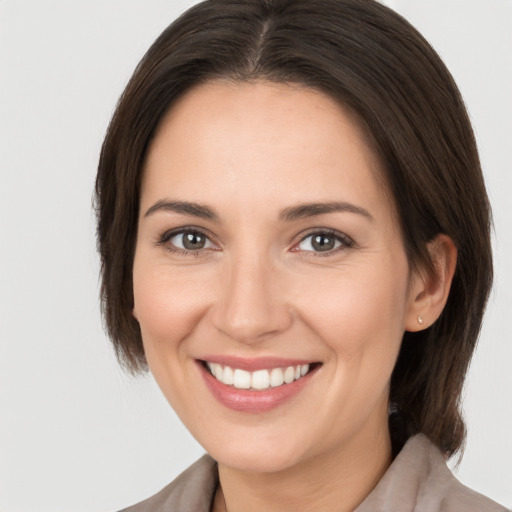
[
  {"left": 293, "top": 228, "right": 354, "bottom": 256},
  {"left": 156, "top": 227, "right": 217, "bottom": 257},
  {"left": 156, "top": 227, "right": 354, "bottom": 257}
]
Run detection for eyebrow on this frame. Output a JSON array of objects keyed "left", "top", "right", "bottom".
[
  {"left": 144, "top": 200, "right": 219, "bottom": 220},
  {"left": 144, "top": 199, "right": 373, "bottom": 223},
  {"left": 279, "top": 202, "right": 373, "bottom": 222}
]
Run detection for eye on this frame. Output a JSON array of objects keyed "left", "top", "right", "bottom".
[
  {"left": 159, "top": 229, "right": 216, "bottom": 253},
  {"left": 296, "top": 230, "right": 352, "bottom": 253}
]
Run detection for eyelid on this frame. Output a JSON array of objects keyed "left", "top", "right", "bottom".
[
  {"left": 156, "top": 226, "right": 220, "bottom": 253},
  {"left": 155, "top": 226, "right": 353, "bottom": 256},
  {"left": 292, "top": 228, "right": 354, "bottom": 254}
]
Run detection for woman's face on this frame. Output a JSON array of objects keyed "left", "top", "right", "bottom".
[{"left": 133, "top": 81, "right": 420, "bottom": 473}]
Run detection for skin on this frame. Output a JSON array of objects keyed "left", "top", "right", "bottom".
[{"left": 132, "top": 81, "right": 456, "bottom": 512}]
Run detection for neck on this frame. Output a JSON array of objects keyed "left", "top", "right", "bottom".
[{"left": 214, "top": 426, "right": 392, "bottom": 512}]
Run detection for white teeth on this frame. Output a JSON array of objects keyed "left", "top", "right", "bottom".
[
  {"left": 270, "top": 368, "right": 284, "bottom": 387},
  {"left": 214, "top": 364, "right": 224, "bottom": 381},
  {"left": 251, "top": 370, "right": 270, "bottom": 390},
  {"left": 233, "top": 369, "right": 251, "bottom": 389},
  {"left": 283, "top": 366, "right": 295, "bottom": 384},
  {"left": 223, "top": 366, "right": 234, "bottom": 385},
  {"left": 208, "top": 362, "right": 224, "bottom": 381},
  {"left": 207, "top": 362, "right": 312, "bottom": 390}
]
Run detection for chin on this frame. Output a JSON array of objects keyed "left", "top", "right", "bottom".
[{"left": 209, "top": 441, "right": 303, "bottom": 474}]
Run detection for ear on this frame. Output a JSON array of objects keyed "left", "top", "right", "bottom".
[
  {"left": 132, "top": 307, "right": 138, "bottom": 321},
  {"left": 405, "top": 234, "right": 457, "bottom": 332}
]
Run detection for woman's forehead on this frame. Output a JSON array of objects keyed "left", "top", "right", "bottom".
[{"left": 141, "top": 81, "right": 389, "bottom": 215}]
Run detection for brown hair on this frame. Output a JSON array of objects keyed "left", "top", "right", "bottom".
[{"left": 95, "top": 0, "right": 492, "bottom": 457}]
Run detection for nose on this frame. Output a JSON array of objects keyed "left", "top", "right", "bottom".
[{"left": 211, "top": 254, "right": 293, "bottom": 344}]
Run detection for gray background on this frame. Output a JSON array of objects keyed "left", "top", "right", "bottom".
[{"left": 1, "top": 1, "right": 511, "bottom": 510}]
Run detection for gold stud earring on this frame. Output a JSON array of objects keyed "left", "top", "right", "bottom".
[{"left": 417, "top": 315, "right": 424, "bottom": 325}]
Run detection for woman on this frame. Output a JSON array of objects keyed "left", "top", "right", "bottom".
[{"left": 95, "top": 0, "right": 507, "bottom": 510}]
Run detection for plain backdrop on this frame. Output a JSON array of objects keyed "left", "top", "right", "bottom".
[{"left": 1, "top": 1, "right": 511, "bottom": 511}]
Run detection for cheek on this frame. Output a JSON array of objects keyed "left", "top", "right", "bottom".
[
  {"left": 294, "top": 258, "right": 409, "bottom": 361},
  {"left": 132, "top": 261, "right": 213, "bottom": 354},
  {"left": 292, "top": 260, "right": 409, "bottom": 432},
  {"left": 132, "top": 259, "right": 216, "bottom": 418}
]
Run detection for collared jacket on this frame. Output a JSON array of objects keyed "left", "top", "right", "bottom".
[{"left": 119, "top": 434, "right": 509, "bottom": 511}]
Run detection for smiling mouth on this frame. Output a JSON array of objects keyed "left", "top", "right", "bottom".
[{"left": 203, "top": 361, "right": 320, "bottom": 391}]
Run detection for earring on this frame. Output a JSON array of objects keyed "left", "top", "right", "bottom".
[{"left": 417, "top": 315, "right": 424, "bottom": 325}]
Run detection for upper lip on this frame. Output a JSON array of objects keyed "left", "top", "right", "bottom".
[{"left": 199, "top": 355, "right": 317, "bottom": 372}]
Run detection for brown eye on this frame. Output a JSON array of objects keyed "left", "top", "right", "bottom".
[
  {"left": 297, "top": 231, "right": 352, "bottom": 253},
  {"left": 168, "top": 230, "right": 213, "bottom": 251},
  {"left": 182, "top": 232, "right": 206, "bottom": 249},
  {"left": 311, "top": 234, "right": 336, "bottom": 251}
]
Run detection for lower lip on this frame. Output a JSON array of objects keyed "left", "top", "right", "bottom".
[{"left": 198, "top": 362, "right": 317, "bottom": 413}]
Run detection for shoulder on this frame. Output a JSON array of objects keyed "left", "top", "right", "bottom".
[
  {"left": 418, "top": 436, "right": 508, "bottom": 512},
  {"left": 357, "top": 434, "right": 509, "bottom": 512},
  {"left": 118, "top": 454, "right": 218, "bottom": 512},
  {"left": 440, "top": 477, "right": 509, "bottom": 512}
]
